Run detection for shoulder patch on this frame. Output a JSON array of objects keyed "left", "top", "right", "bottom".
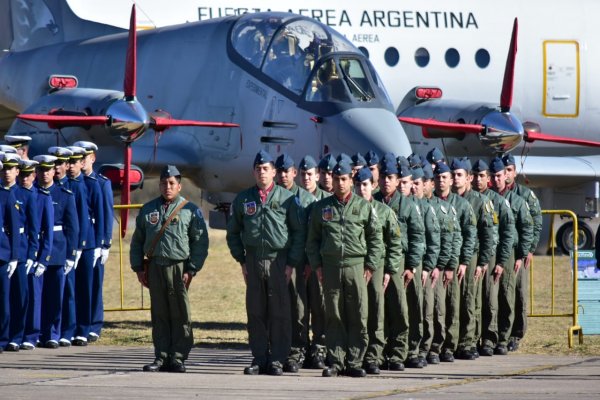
[
  {"left": 322, "top": 206, "right": 333, "bottom": 222},
  {"left": 244, "top": 201, "right": 257, "bottom": 216},
  {"left": 440, "top": 205, "right": 448, "bottom": 214},
  {"left": 148, "top": 211, "right": 159, "bottom": 225}
]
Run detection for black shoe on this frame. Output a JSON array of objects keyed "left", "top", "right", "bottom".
[
  {"left": 346, "top": 367, "right": 366, "bottom": 377},
  {"left": 45, "top": 340, "right": 59, "bottom": 349},
  {"left": 143, "top": 360, "right": 164, "bottom": 372},
  {"left": 268, "top": 363, "right": 283, "bottom": 376},
  {"left": 418, "top": 356, "right": 428, "bottom": 367},
  {"left": 6, "top": 343, "right": 19, "bottom": 352},
  {"left": 494, "top": 345, "right": 508, "bottom": 355},
  {"left": 426, "top": 353, "right": 440, "bottom": 365},
  {"left": 244, "top": 364, "right": 261, "bottom": 375},
  {"left": 311, "top": 355, "right": 325, "bottom": 369},
  {"left": 170, "top": 360, "right": 186, "bottom": 373},
  {"left": 59, "top": 339, "right": 71, "bottom": 347},
  {"left": 440, "top": 351, "right": 455, "bottom": 362},
  {"left": 72, "top": 338, "right": 87, "bottom": 347},
  {"left": 88, "top": 333, "right": 99, "bottom": 343},
  {"left": 470, "top": 347, "right": 480, "bottom": 358},
  {"left": 283, "top": 360, "right": 299, "bottom": 373},
  {"left": 455, "top": 349, "right": 476, "bottom": 360},
  {"left": 389, "top": 361, "right": 405, "bottom": 371},
  {"left": 405, "top": 357, "right": 424, "bottom": 368},
  {"left": 322, "top": 367, "right": 339, "bottom": 377},
  {"left": 364, "top": 363, "right": 380, "bottom": 375},
  {"left": 507, "top": 339, "right": 520, "bottom": 352},
  {"left": 479, "top": 345, "right": 494, "bottom": 357}
]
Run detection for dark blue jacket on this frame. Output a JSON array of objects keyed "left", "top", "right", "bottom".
[
  {"left": 66, "top": 174, "right": 89, "bottom": 250},
  {"left": 7, "top": 184, "right": 40, "bottom": 262},
  {"left": 90, "top": 171, "right": 113, "bottom": 249},
  {"left": 47, "top": 183, "right": 79, "bottom": 265},
  {"left": 82, "top": 173, "right": 105, "bottom": 249},
  {"left": 33, "top": 186, "right": 54, "bottom": 266},
  {"left": 0, "top": 188, "right": 20, "bottom": 262}
]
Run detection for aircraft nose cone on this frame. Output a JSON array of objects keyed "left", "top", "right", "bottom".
[
  {"left": 106, "top": 99, "right": 150, "bottom": 143},
  {"left": 325, "top": 108, "right": 411, "bottom": 158},
  {"left": 480, "top": 111, "right": 524, "bottom": 153}
]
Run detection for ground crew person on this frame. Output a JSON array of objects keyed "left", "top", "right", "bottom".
[
  {"left": 275, "top": 153, "right": 315, "bottom": 372},
  {"left": 306, "top": 160, "right": 383, "bottom": 378},
  {"left": 21, "top": 159, "right": 54, "bottom": 350},
  {"left": 434, "top": 161, "right": 477, "bottom": 362},
  {"left": 503, "top": 154, "right": 543, "bottom": 351},
  {"left": 2, "top": 153, "right": 39, "bottom": 352},
  {"left": 318, "top": 154, "right": 336, "bottom": 193},
  {"left": 354, "top": 167, "right": 402, "bottom": 375},
  {"left": 489, "top": 157, "right": 533, "bottom": 355},
  {"left": 34, "top": 155, "right": 79, "bottom": 349},
  {"left": 4, "top": 135, "right": 31, "bottom": 160},
  {"left": 298, "top": 154, "right": 328, "bottom": 368},
  {"left": 451, "top": 157, "right": 495, "bottom": 360},
  {"left": 374, "top": 155, "right": 424, "bottom": 371},
  {"left": 472, "top": 159, "right": 516, "bottom": 356},
  {"left": 227, "top": 151, "right": 306, "bottom": 376},
  {"left": 74, "top": 141, "right": 114, "bottom": 343},
  {"left": 0, "top": 155, "right": 20, "bottom": 353},
  {"left": 131, "top": 165, "right": 209, "bottom": 373},
  {"left": 58, "top": 147, "right": 88, "bottom": 347},
  {"left": 364, "top": 150, "right": 380, "bottom": 195},
  {"left": 420, "top": 163, "right": 461, "bottom": 364},
  {"left": 48, "top": 147, "right": 72, "bottom": 187}
]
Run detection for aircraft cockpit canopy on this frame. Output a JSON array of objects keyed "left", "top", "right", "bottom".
[{"left": 230, "top": 13, "right": 392, "bottom": 112}]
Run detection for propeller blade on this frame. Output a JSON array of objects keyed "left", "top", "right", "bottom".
[
  {"left": 121, "top": 144, "right": 132, "bottom": 238},
  {"left": 525, "top": 130, "right": 600, "bottom": 148},
  {"left": 151, "top": 116, "right": 239, "bottom": 131},
  {"left": 500, "top": 18, "right": 518, "bottom": 112},
  {"left": 398, "top": 117, "right": 484, "bottom": 134},
  {"left": 17, "top": 114, "right": 109, "bottom": 127},
  {"left": 123, "top": 4, "right": 137, "bottom": 99}
]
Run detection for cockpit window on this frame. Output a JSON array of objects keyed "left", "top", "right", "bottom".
[{"left": 306, "top": 57, "right": 375, "bottom": 103}]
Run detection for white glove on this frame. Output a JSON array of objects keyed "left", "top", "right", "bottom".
[
  {"left": 7, "top": 260, "right": 18, "bottom": 278},
  {"left": 25, "top": 259, "right": 35, "bottom": 275},
  {"left": 93, "top": 248, "right": 101, "bottom": 268},
  {"left": 64, "top": 259, "right": 75, "bottom": 275},
  {"left": 74, "top": 250, "right": 82, "bottom": 268},
  {"left": 100, "top": 248, "right": 110, "bottom": 265},
  {"left": 34, "top": 263, "right": 46, "bottom": 277}
]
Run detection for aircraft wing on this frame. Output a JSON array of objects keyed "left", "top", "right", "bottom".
[{"left": 513, "top": 155, "right": 600, "bottom": 187}]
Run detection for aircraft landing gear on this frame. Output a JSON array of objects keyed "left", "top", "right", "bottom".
[{"left": 556, "top": 220, "right": 593, "bottom": 255}]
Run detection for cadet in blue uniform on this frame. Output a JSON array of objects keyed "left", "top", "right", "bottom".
[
  {"left": 0, "top": 156, "right": 20, "bottom": 353},
  {"left": 48, "top": 147, "right": 72, "bottom": 187},
  {"left": 34, "top": 155, "right": 79, "bottom": 348},
  {"left": 3, "top": 153, "right": 39, "bottom": 351},
  {"left": 66, "top": 145, "right": 104, "bottom": 346},
  {"left": 74, "top": 141, "right": 114, "bottom": 343},
  {"left": 21, "top": 159, "right": 54, "bottom": 349},
  {"left": 59, "top": 147, "right": 88, "bottom": 346},
  {"left": 4, "top": 135, "right": 32, "bottom": 160}
]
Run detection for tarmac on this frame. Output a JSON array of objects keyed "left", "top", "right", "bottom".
[{"left": 0, "top": 345, "right": 599, "bottom": 399}]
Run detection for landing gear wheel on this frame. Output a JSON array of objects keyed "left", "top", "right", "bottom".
[{"left": 556, "top": 221, "right": 593, "bottom": 255}]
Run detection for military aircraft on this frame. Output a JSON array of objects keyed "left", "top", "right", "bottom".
[{"left": 2, "top": 0, "right": 600, "bottom": 251}]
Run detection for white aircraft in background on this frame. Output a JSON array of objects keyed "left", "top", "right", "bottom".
[{"left": 2, "top": 0, "right": 600, "bottom": 252}]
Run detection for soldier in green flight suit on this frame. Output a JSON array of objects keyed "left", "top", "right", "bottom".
[
  {"left": 502, "top": 154, "right": 543, "bottom": 352},
  {"left": 472, "top": 159, "right": 516, "bottom": 357},
  {"left": 275, "top": 153, "right": 316, "bottom": 372},
  {"left": 489, "top": 157, "right": 534, "bottom": 355},
  {"left": 374, "top": 155, "right": 425, "bottom": 371},
  {"left": 318, "top": 154, "right": 336, "bottom": 194},
  {"left": 131, "top": 165, "right": 209, "bottom": 373},
  {"left": 227, "top": 150, "right": 307, "bottom": 376},
  {"left": 434, "top": 161, "right": 477, "bottom": 362},
  {"left": 364, "top": 150, "right": 381, "bottom": 196},
  {"left": 298, "top": 155, "right": 329, "bottom": 369},
  {"left": 306, "top": 160, "right": 383, "bottom": 378},
  {"left": 451, "top": 157, "right": 495, "bottom": 360},
  {"left": 354, "top": 167, "right": 403, "bottom": 375}
]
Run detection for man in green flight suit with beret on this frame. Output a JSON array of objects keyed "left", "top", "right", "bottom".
[{"left": 131, "top": 165, "right": 209, "bottom": 373}]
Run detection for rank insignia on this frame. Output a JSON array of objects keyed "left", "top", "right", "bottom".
[
  {"left": 322, "top": 207, "right": 333, "bottom": 222},
  {"left": 244, "top": 201, "right": 257, "bottom": 216},
  {"left": 148, "top": 211, "right": 159, "bottom": 225}
]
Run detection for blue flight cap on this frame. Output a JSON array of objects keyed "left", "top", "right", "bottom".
[
  {"left": 426, "top": 147, "right": 445, "bottom": 164},
  {"left": 354, "top": 166, "right": 373, "bottom": 182},
  {"left": 352, "top": 152, "right": 367, "bottom": 167},
  {"left": 333, "top": 161, "right": 352, "bottom": 176},
  {"left": 502, "top": 153, "right": 516, "bottom": 166},
  {"left": 422, "top": 163, "right": 434, "bottom": 180},
  {"left": 336, "top": 153, "right": 353, "bottom": 166},
  {"left": 318, "top": 154, "right": 336, "bottom": 172},
  {"left": 380, "top": 160, "right": 399, "bottom": 176},
  {"left": 434, "top": 161, "right": 451, "bottom": 175},
  {"left": 398, "top": 164, "right": 413, "bottom": 178},
  {"left": 160, "top": 164, "right": 181, "bottom": 179},
  {"left": 450, "top": 157, "right": 471, "bottom": 172},
  {"left": 253, "top": 150, "right": 274, "bottom": 167},
  {"left": 379, "top": 152, "right": 397, "bottom": 167},
  {"left": 408, "top": 153, "right": 424, "bottom": 168},
  {"left": 397, "top": 155, "right": 410, "bottom": 168},
  {"left": 471, "top": 159, "right": 489, "bottom": 173},
  {"left": 412, "top": 166, "right": 424, "bottom": 180},
  {"left": 364, "top": 150, "right": 380, "bottom": 167},
  {"left": 299, "top": 155, "right": 318, "bottom": 171},
  {"left": 275, "top": 153, "right": 295, "bottom": 170},
  {"left": 489, "top": 157, "right": 505, "bottom": 174}
]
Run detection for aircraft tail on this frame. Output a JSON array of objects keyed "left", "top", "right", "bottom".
[{"left": 0, "top": 0, "right": 124, "bottom": 52}]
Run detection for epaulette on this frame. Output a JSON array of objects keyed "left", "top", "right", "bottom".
[
  {"left": 84, "top": 174, "right": 97, "bottom": 181},
  {"left": 37, "top": 188, "right": 50, "bottom": 196},
  {"left": 61, "top": 187, "right": 73, "bottom": 195},
  {"left": 0, "top": 186, "right": 9, "bottom": 192},
  {"left": 98, "top": 173, "right": 108, "bottom": 181}
]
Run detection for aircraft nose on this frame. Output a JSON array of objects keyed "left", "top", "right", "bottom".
[{"left": 325, "top": 108, "right": 411, "bottom": 157}]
